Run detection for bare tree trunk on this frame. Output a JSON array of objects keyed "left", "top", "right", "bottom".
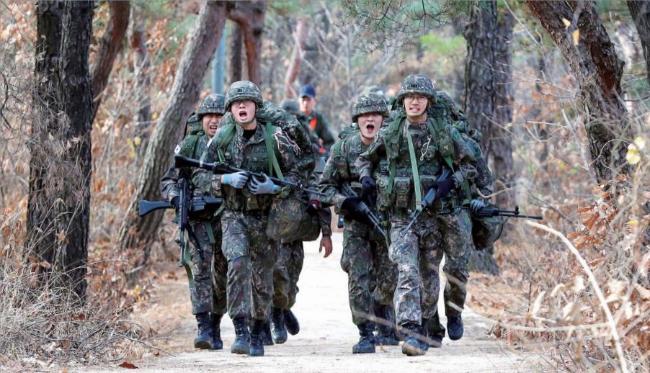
[
  {"left": 493, "top": 9, "right": 514, "bottom": 207},
  {"left": 464, "top": 0, "right": 497, "bottom": 154},
  {"left": 29, "top": 0, "right": 94, "bottom": 302},
  {"left": 628, "top": 0, "right": 650, "bottom": 83},
  {"left": 91, "top": 1, "right": 130, "bottom": 122},
  {"left": 284, "top": 18, "right": 308, "bottom": 98},
  {"left": 526, "top": 0, "right": 631, "bottom": 183},
  {"left": 117, "top": 1, "right": 228, "bottom": 271},
  {"left": 230, "top": 22, "right": 243, "bottom": 82},
  {"left": 129, "top": 4, "right": 151, "bottom": 151},
  {"left": 227, "top": 1, "right": 266, "bottom": 85}
]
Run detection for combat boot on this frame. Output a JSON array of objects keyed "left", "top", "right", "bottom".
[
  {"left": 249, "top": 319, "right": 265, "bottom": 357},
  {"left": 421, "top": 317, "right": 443, "bottom": 348},
  {"left": 352, "top": 322, "right": 375, "bottom": 354},
  {"left": 194, "top": 312, "right": 214, "bottom": 349},
  {"left": 230, "top": 316, "right": 250, "bottom": 355},
  {"left": 375, "top": 305, "right": 399, "bottom": 346},
  {"left": 261, "top": 320, "right": 274, "bottom": 346},
  {"left": 447, "top": 315, "right": 464, "bottom": 340},
  {"left": 284, "top": 309, "right": 300, "bottom": 335},
  {"left": 211, "top": 313, "right": 224, "bottom": 350},
  {"left": 271, "top": 307, "right": 288, "bottom": 344},
  {"left": 400, "top": 323, "right": 428, "bottom": 356}
]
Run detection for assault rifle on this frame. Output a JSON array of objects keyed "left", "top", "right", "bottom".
[
  {"left": 138, "top": 196, "right": 223, "bottom": 217},
  {"left": 340, "top": 182, "right": 390, "bottom": 247},
  {"left": 400, "top": 168, "right": 453, "bottom": 236},
  {"left": 468, "top": 205, "right": 543, "bottom": 220},
  {"left": 174, "top": 154, "right": 327, "bottom": 197}
]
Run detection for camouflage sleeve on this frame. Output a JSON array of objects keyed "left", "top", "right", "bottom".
[
  {"left": 160, "top": 165, "right": 179, "bottom": 202},
  {"left": 317, "top": 141, "right": 347, "bottom": 208},
  {"left": 192, "top": 136, "right": 222, "bottom": 195},
  {"left": 355, "top": 134, "right": 385, "bottom": 179},
  {"left": 317, "top": 207, "right": 332, "bottom": 237},
  {"left": 316, "top": 112, "right": 335, "bottom": 149}
]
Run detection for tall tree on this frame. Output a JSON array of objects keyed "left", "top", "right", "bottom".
[
  {"left": 118, "top": 1, "right": 228, "bottom": 263},
  {"left": 627, "top": 0, "right": 650, "bottom": 83},
  {"left": 492, "top": 9, "right": 514, "bottom": 207},
  {"left": 28, "top": 0, "right": 94, "bottom": 301},
  {"left": 464, "top": 0, "right": 514, "bottom": 274},
  {"left": 526, "top": 0, "right": 631, "bottom": 183},
  {"left": 91, "top": 1, "right": 130, "bottom": 122},
  {"left": 227, "top": 1, "right": 266, "bottom": 85}
]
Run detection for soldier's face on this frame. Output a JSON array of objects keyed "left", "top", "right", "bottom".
[
  {"left": 403, "top": 94, "right": 428, "bottom": 117},
  {"left": 358, "top": 113, "right": 383, "bottom": 141},
  {"left": 202, "top": 113, "right": 222, "bottom": 137},
  {"left": 231, "top": 100, "right": 256, "bottom": 125},
  {"left": 300, "top": 96, "right": 316, "bottom": 114}
]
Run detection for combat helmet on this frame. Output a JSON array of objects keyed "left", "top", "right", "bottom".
[
  {"left": 394, "top": 74, "right": 437, "bottom": 106},
  {"left": 198, "top": 93, "right": 226, "bottom": 116},
  {"left": 352, "top": 94, "right": 389, "bottom": 122},
  {"left": 185, "top": 111, "right": 202, "bottom": 134},
  {"left": 225, "top": 80, "right": 263, "bottom": 110}
]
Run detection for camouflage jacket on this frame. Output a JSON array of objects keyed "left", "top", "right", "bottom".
[
  {"left": 160, "top": 128, "right": 221, "bottom": 222},
  {"left": 355, "top": 112, "right": 477, "bottom": 216},
  {"left": 318, "top": 133, "right": 370, "bottom": 211},
  {"left": 199, "top": 115, "right": 300, "bottom": 213}
]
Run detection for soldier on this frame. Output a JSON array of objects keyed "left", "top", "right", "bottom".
[
  {"left": 259, "top": 101, "right": 333, "bottom": 345},
  {"left": 318, "top": 93, "right": 398, "bottom": 354},
  {"left": 298, "top": 84, "right": 335, "bottom": 153},
  {"left": 160, "top": 94, "right": 228, "bottom": 350},
  {"left": 355, "top": 74, "right": 476, "bottom": 356},
  {"left": 422, "top": 92, "right": 495, "bottom": 345},
  {"left": 199, "top": 81, "right": 301, "bottom": 357}
]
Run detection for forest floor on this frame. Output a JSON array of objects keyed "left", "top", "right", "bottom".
[{"left": 89, "top": 233, "right": 554, "bottom": 373}]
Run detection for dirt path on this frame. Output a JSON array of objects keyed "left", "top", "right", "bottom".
[{"left": 96, "top": 233, "right": 549, "bottom": 372}]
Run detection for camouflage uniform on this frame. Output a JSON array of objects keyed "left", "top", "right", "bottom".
[
  {"left": 199, "top": 83, "right": 300, "bottom": 326},
  {"left": 423, "top": 92, "right": 493, "bottom": 341},
  {"left": 256, "top": 102, "right": 331, "bottom": 314},
  {"left": 160, "top": 94, "right": 228, "bottom": 349},
  {"left": 355, "top": 75, "right": 476, "bottom": 354},
  {"left": 319, "top": 94, "right": 397, "bottom": 352}
]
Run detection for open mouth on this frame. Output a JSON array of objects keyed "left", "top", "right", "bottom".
[
  {"left": 238, "top": 110, "right": 248, "bottom": 120},
  {"left": 209, "top": 123, "right": 218, "bottom": 131},
  {"left": 366, "top": 124, "right": 375, "bottom": 131}
]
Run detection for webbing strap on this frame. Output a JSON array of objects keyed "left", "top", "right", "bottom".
[
  {"left": 262, "top": 124, "right": 284, "bottom": 180},
  {"left": 406, "top": 124, "right": 422, "bottom": 211}
]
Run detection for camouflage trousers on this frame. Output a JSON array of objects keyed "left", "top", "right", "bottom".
[
  {"left": 388, "top": 213, "right": 443, "bottom": 326},
  {"left": 221, "top": 210, "right": 274, "bottom": 321},
  {"left": 272, "top": 240, "right": 304, "bottom": 310},
  {"left": 438, "top": 209, "right": 473, "bottom": 317},
  {"left": 342, "top": 219, "right": 397, "bottom": 326},
  {"left": 187, "top": 220, "right": 227, "bottom": 316}
]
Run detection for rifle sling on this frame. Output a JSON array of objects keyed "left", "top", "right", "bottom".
[{"left": 405, "top": 124, "right": 422, "bottom": 211}]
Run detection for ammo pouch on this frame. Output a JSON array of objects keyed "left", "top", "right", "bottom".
[
  {"left": 266, "top": 193, "right": 321, "bottom": 243},
  {"left": 393, "top": 176, "right": 412, "bottom": 209}
]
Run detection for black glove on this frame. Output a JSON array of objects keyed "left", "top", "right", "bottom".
[
  {"left": 360, "top": 176, "right": 377, "bottom": 207},
  {"left": 340, "top": 197, "right": 371, "bottom": 225},
  {"left": 469, "top": 199, "right": 486, "bottom": 213},
  {"left": 435, "top": 174, "right": 455, "bottom": 200},
  {"left": 170, "top": 196, "right": 180, "bottom": 209}
]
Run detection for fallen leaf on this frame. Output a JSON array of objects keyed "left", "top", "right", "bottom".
[
  {"left": 572, "top": 29, "right": 580, "bottom": 46},
  {"left": 118, "top": 361, "right": 138, "bottom": 369},
  {"left": 561, "top": 18, "right": 571, "bottom": 28}
]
